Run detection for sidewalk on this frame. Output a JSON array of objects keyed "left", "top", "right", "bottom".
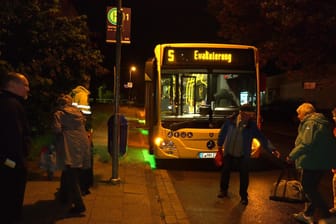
[
  {"left": 24, "top": 148, "right": 190, "bottom": 224},
  {"left": 23, "top": 105, "right": 190, "bottom": 224}
]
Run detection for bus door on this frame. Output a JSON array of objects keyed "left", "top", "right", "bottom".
[
  {"left": 181, "top": 76, "right": 196, "bottom": 115},
  {"left": 161, "top": 77, "right": 173, "bottom": 114}
]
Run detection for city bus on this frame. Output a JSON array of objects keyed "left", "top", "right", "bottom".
[{"left": 144, "top": 43, "right": 262, "bottom": 161}]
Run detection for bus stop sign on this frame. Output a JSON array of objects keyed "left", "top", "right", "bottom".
[{"left": 106, "top": 7, "right": 131, "bottom": 44}]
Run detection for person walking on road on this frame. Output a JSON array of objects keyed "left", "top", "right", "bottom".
[
  {"left": 0, "top": 72, "right": 31, "bottom": 224},
  {"left": 287, "top": 103, "right": 336, "bottom": 224},
  {"left": 217, "top": 104, "right": 279, "bottom": 205},
  {"left": 53, "top": 94, "right": 91, "bottom": 214}
]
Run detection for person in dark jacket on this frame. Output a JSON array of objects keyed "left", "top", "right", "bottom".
[
  {"left": 0, "top": 72, "right": 31, "bottom": 224},
  {"left": 53, "top": 94, "right": 91, "bottom": 214},
  {"left": 287, "top": 103, "right": 336, "bottom": 224},
  {"left": 217, "top": 104, "right": 279, "bottom": 205}
]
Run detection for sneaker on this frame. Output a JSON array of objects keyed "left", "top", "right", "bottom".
[
  {"left": 68, "top": 206, "right": 86, "bottom": 214},
  {"left": 329, "top": 208, "right": 336, "bottom": 214},
  {"left": 319, "top": 216, "right": 336, "bottom": 224},
  {"left": 293, "top": 211, "right": 314, "bottom": 224},
  {"left": 240, "top": 198, "right": 248, "bottom": 205},
  {"left": 217, "top": 191, "right": 228, "bottom": 198},
  {"left": 81, "top": 189, "right": 91, "bottom": 196}
]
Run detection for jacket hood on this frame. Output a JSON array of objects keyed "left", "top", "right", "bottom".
[
  {"left": 303, "top": 112, "right": 329, "bottom": 125},
  {"left": 60, "top": 105, "right": 84, "bottom": 121},
  {"left": 72, "top": 85, "right": 90, "bottom": 95}
]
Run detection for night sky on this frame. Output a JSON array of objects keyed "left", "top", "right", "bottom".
[
  {"left": 73, "top": 0, "right": 220, "bottom": 100},
  {"left": 74, "top": 0, "right": 219, "bottom": 65}
]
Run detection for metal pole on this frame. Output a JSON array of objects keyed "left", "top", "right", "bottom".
[
  {"left": 128, "top": 69, "right": 131, "bottom": 102},
  {"left": 111, "top": 0, "right": 122, "bottom": 184}
]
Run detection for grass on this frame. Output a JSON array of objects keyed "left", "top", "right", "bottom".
[
  {"left": 93, "top": 145, "right": 111, "bottom": 163},
  {"left": 29, "top": 135, "right": 113, "bottom": 164},
  {"left": 29, "top": 104, "right": 119, "bottom": 164}
]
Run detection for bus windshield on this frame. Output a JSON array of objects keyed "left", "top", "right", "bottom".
[{"left": 160, "top": 71, "right": 256, "bottom": 119}]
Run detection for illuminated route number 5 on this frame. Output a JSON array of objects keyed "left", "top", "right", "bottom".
[{"left": 168, "top": 49, "right": 175, "bottom": 62}]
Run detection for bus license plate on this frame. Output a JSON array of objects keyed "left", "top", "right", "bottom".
[{"left": 199, "top": 152, "right": 216, "bottom": 158}]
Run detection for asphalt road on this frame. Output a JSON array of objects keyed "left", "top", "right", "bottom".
[
  {"left": 91, "top": 104, "right": 334, "bottom": 223},
  {"left": 167, "top": 120, "right": 334, "bottom": 224}
]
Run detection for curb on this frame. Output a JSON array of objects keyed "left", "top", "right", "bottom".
[{"left": 154, "top": 169, "right": 190, "bottom": 224}]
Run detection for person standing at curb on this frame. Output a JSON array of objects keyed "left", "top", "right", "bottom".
[
  {"left": 0, "top": 72, "right": 31, "bottom": 224},
  {"left": 287, "top": 103, "right": 336, "bottom": 224},
  {"left": 53, "top": 94, "right": 91, "bottom": 214},
  {"left": 217, "top": 104, "right": 279, "bottom": 205}
]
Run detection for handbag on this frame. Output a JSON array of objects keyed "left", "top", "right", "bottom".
[
  {"left": 214, "top": 148, "right": 223, "bottom": 167},
  {"left": 269, "top": 165, "right": 306, "bottom": 203}
]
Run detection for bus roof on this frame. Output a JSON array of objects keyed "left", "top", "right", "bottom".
[{"left": 155, "top": 43, "right": 257, "bottom": 50}]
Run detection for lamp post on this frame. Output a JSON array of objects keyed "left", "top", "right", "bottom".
[
  {"left": 128, "top": 66, "right": 136, "bottom": 102},
  {"left": 129, "top": 66, "right": 136, "bottom": 82}
]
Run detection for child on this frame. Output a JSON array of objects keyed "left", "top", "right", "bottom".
[
  {"left": 330, "top": 107, "right": 336, "bottom": 214},
  {"left": 39, "top": 143, "right": 56, "bottom": 180}
]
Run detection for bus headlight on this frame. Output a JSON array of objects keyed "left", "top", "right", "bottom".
[{"left": 155, "top": 137, "right": 176, "bottom": 150}]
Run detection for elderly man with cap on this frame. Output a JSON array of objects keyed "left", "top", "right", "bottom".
[{"left": 216, "top": 104, "right": 279, "bottom": 205}]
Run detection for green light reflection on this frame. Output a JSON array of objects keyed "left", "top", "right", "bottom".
[
  {"left": 142, "top": 149, "right": 156, "bottom": 169},
  {"left": 139, "top": 129, "right": 149, "bottom": 136}
]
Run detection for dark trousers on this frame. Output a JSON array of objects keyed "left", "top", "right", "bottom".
[
  {"left": 79, "top": 147, "right": 94, "bottom": 192},
  {"left": 79, "top": 168, "right": 93, "bottom": 192},
  {"left": 60, "top": 167, "right": 85, "bottom": 209},
  {"left": 0, "top": 165, "right": 27, "bottom": 224},
  {"left": 220, "top": 155, "right": 249, "bottom": 199},
  {"left": 302, "top": 169, "right": 330, "bottom": 218}
]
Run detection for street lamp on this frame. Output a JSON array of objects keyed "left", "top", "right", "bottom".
[
  {"left": 129, "top": 66, "right": 136, "bottom": 82},
  {"left": 128, "top": 66, "right": 136, "bottom": 102}
]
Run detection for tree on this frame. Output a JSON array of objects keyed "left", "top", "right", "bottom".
[
  {"left": 207, "top": 0, "right": 336, "bottom": 77},
  {"left": 0, "top": 0, "right": 104, "bottom": 133}
]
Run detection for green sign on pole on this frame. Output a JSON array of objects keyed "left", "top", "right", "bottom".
[
  {"left": 106, "top": 7, "right": 131, "bottom": 44},
  {"left": 107, "top": 7, "right": 117, "bottom": 25}
]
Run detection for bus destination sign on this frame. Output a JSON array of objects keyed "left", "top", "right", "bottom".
[{"left": 163, "top": 47, "right": 255, "bottom": 69}]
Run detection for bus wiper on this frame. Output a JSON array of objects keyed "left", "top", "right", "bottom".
[{"left": 169, "top": 120, "right": 195, "bottom": 131}]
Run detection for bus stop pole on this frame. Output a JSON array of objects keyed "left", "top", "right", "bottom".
[{"left": 110, "top": 0, "right": 122, "bottom": 184}]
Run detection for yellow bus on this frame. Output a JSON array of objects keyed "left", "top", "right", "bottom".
[{"left": 144, "top": 43, "right": 261, "bottom": 161}]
